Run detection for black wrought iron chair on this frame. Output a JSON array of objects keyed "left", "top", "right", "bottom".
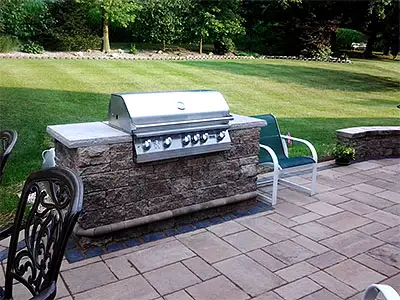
[
  {"left": 0, "top": 167, "right": 83, "bottom": 300},
  {"left": 0, "top": 130, "right": 18, "bottom": 184}
]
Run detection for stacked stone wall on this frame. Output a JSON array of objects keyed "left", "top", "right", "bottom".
[{"left": 336, "top": 128, "right": 400, "bottom": 161}]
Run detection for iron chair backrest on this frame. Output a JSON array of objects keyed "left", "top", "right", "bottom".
[
  {"left": 0, "top": 130, "right": 18, "bottom": 184},
  {"left": 253, "top": 114, "right": 287, "bottom": 163},
  {"left": 3, "top": 167, "right": 83, "bottom": 300}
]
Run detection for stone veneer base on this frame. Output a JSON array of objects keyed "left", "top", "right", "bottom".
[{"left": 49, "top": 115, "right": 265, "bottom": 245}]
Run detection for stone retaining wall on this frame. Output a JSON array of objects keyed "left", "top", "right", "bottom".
[
  {"left": 55, "top": 127, "right": 260, "bottom": 231},
  {"left": 336, "top": 127, "right": 400, "bottom": 160}
]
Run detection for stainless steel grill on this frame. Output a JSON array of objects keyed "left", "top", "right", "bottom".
[{"left": 108, "top": 90, "right": 233, "bottom": 163}]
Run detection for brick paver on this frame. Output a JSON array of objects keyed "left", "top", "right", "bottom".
[
  {"left": 223, "top": 230, "right": 271, "bottom": 252},
  {"left": 73, "top": 275, "right": 158, "bottom": 300},
  {"left": 307, "top": 251, "right": 346, "bottom": 269},
  {"left": 325, "top": 259, "right": 386, "bottom": 291},
  {"left": 62, "top": 261, "right": 117, "bottom": 294},
  {"left": 143, "top": 262, "right": 200, "bottom": 295},
  {"left": 182, "top": 257, "right": 220, "bottom": 281},
  {"left": 321, "top": 230, "right": 384, "bottom": 257},
  {"left": 214, "top": 255, "right": 286, "bottom": 296},
  {"left": 34, "top": 159, "right": 400, "bottom": 300},
  {"left": 207, "top": 220, "right": 246, "bottom": 237},
  {"left": 179, "top": 231, "right": 240, "bottom": 264},
  {"left": 292, "top": 221, "right": 338, "bottom": 241},
  {"left": 186, "top": 276, "right": 249, "bottom": 300},
  {"left": 316, "top": 211, "right": 372, "bottom": 232},
  {"left": 126, "top": 239, "right": 195, "bottom": 272},
  {"left": 275, "top": 261, "right": 318, "bottom": 282},
  {"left": 274, "top": 277, "right": 322, "bottom": 300},
  {"left": 263, "top": 240, "right": 316, "bottom": 265}
]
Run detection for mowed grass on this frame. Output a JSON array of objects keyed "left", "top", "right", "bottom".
[{"left": 0, "top": 58, "right": 399, "bottom": 214}]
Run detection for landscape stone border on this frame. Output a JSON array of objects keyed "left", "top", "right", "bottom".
[
  {"left": 336, "top": 126, "right": 400, "bottom": 160},
  {"left": 0, "top": 52, "right": 352, "bottom": 64}
]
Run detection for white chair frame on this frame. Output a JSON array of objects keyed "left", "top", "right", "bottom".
[
  {"left": 257, "top": 135, "right": 318, "bottom": 206},
  {"left": 362, "top": 284, "right": 400, "bottom": 300}
]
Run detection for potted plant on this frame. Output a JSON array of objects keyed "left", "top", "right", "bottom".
[{"left": 332, "top": 142, "right": 355, "bottom": 166}]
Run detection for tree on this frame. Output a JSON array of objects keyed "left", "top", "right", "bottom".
[
  {"left": 363, "top": 0, "right": 392, "bottom": 57},
  {"left": 45, "top": 0, "right": 101, "bottom": 51},
  {"left": 189, "top": 0, "right": 245, "bottom": 54},
  {"left": 77, "top": 0, "right": 140, "bottom": 53},
  {"left": 0, "top": 0, "right": 53, "bottom": 42},
  {"left": 135, "top": 0, "right": 191, "bottom": 50}
]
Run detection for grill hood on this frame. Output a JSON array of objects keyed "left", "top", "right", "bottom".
[{"left": 108, "top": 90, "right": 232, "bottom": 135}]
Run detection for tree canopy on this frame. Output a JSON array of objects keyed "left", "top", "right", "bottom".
[{"left": 0, "top": 0, "right": 398, "bottom": 58}]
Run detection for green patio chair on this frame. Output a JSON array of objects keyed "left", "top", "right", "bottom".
[{"left": 253, "top": 114, "right": 318, "bottom": 205}]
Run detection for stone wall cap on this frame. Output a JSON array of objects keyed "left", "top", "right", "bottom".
[
  {"left": 230, "top": 114, "right": 266, "bottom": 129},
  {"left": 336, "top": 126, "right": 400, "bottom": 138},
  {"left": 46, "top": 122, "right": 131, "bottom": 148}
]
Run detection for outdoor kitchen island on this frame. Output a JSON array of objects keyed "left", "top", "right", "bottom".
[{"left": 47, "top": 93, "right": 266, "bottom": 245}]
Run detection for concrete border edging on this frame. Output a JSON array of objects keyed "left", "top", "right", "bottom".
[
  {"left": 74, "top": 191, "right": 258, "bottom": 237},
  {"left": 0, "top": 53, "right": 352, "bottom": 64}
]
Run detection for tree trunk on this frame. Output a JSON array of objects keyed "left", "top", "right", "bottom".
[
  {"left": 163, "top": 40, "right": 166, "bottom": 51},
  {"left": 199, "top": 38, "right": 203, "bottom": 54},
  {"left": 102, "top": 18, "right": 111, "bottom": 53},
  {"left": 364, "top": 30, "right": 377, "bottom": 58}
]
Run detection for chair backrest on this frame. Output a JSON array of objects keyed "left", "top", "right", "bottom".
[
  {"left": 0, "top": 130, "right": 18, "bottom": 184},
  {"left": 252, "top": 114, "right": 287, "bottom": 163},
  {"left": 4, "top": 167, "right": 83, "bottom": 299}
]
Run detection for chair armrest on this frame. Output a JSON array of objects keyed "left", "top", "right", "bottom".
[
  {"left": 29, "top": 281, "right": 56, "bottom": 300},
  {"left": 280, "top": 135, "right": 318, "bottom": 163},
  {"left": 259, "top": 144, "right": 280, "bottom": 170},
  {"left": 0, "top": 224, "right": 13, "bottom": 241},
  {"left": 362, "top": 284, "right": 400, "bottom": 300}
]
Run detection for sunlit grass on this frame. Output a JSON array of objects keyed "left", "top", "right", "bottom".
[{"left": 0, "top": 58, "right": 399, "bottom": 215}]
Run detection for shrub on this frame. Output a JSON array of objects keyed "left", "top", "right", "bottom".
[
  {"left": 21, "top": 41, "right": 44, "bottom": 54},
  {"left": 213, "top": 37, "right": 235, "bottom": 55},
  {"left": 331, "top": 142, "right": 355, "bottom": 164},
  {"left": 44, "top": 0, "right": 101, "bottom": 51},
  {"left": 235, "top": 51, "right": 260, "bottom": 57},
  {"left": 0, "top": 35, "right": 19, "bottom": 53},
  {"left": 129, "top": 43, "right": 137, "bottom": 54},
  {"left": 50, "top": 33, "right": 101, "bottom": 51},
  {"left": 336, "top": 28, "right": 367, "bottom": 50}
]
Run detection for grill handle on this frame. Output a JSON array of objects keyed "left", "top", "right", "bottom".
[
  {"left": 133, "top": 116, "right": 233, "bottom": 130},
  {"left": 133, "top": 124, "right": 230, "bottom": 138}
]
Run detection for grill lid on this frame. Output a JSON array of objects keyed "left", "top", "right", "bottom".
[{"left": 108, "top": 90, "right": 232, "bottom": 134}]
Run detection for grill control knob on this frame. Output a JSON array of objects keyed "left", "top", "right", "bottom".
[
  {"left": 217, "top": 131, "right": 226, "bottom": 141},
  {"left": 163, "top": 137, "right": 172, "bottom": 148},
  {"left": 182, "top": 135, "right": 191, "bottom": 146},
  {"left": 200, "top": 133, "right": 209, "bottom": 143},
  {"left": 192, "top": 134, "right": 200, "bottom": 144},
  {"left": 143, "top": 139, "right": 152, "bottom": 151}
]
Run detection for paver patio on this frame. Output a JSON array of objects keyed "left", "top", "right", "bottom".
[{"left": 1, "top": 158, "right": 399, "bottom": 299}]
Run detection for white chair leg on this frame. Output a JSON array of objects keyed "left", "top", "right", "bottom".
[
  {"left": 310, "top": 163, "right": 317, "bottom": 196},
  {"left": 271, "top": 169, "right": 279, "bottom": 205}
]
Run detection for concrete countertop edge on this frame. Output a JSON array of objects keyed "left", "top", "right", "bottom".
[{"left": 46, "top": 114, "right": 266, "bottom": 148}]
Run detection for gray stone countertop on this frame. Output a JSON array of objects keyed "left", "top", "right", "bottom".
[
  {"left": 230, "top": 114, "right": 266, "bottom": 129},
  {"left": 46, "top": 114, "right": 266, "bottom": 148},
  {"left": 46, "top": 122, "right": 131, "bottom": 148}
]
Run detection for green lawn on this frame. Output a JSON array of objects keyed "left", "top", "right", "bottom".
[{"left": 0, "top": 58, "right": 399, "bottom": 215}]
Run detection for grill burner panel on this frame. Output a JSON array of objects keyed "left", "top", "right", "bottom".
[{"left": 108, "top": 90, "right": 233, "bottom": 163}]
